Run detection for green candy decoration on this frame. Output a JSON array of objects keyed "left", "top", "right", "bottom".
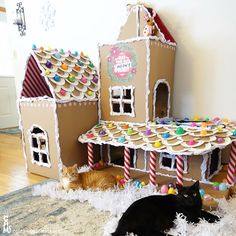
[{"left": 176, "top": 127, "right": 185, "bottom": 135}]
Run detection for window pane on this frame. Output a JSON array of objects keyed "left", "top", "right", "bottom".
[
  {"left": 40, "top": 138, "right": 46, "bottom": 150},
  {"left": 32, "top": 127, "right": 44, "bottom": 134},
  {"left": 42, "top": 153, "right": 49, "bottom": 164},
  {"left": 162, "top": 157, "right": 172, "bottom": 168},
  {"left": 123, "top": 103, "right": 132, "bottom": 113},
  {"left": 112, "top": 89, "right": 121, "bottom": 99},
  {"left": 32, "top": 137, "right": 38, "bottom": 148},
  {"left": 123, "top": 89, "right": 131, "bottom": 99},
  {"left": 112, "top": 102, "right": 120, "bottom": 112},
  {"left": 33, "top": 152, "right": 39, "bottom": 162}
]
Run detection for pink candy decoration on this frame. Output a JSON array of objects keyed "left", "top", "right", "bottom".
[
  {"left": 190, "top": 122, "right": 197, "bottom": 127},
  {"left": 188, "top": 140, "right": 196, "bottom": 146},
  {"left": 87, "top": 133, "right": 94, "bottom": 139},
  {"left": 81, "top": 77, "right": 87, "bottom": 84},
  {"left": 217, "top": 138, "right": 224, "bottom": 143},
  {"left": 60, "top": 89, "right": 66, "bottom": 96}
]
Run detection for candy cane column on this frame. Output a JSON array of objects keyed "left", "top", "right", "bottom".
[
  {"left": 88, "top": 143, "right": 94, "bottom": 170},
  {"left": 149, "top": 151, "right": 157, "bottom": 186},
  {"left": 124, "top": 147, "right": 131, "bottom": 182},
  {"left": 176, "top": 155, "right": 184, "bottom": 186},
  {"left": 226, "top": 141, "right": 236, "bottom": 185}
]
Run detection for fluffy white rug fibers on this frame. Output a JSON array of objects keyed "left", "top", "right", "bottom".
[{"left": 32, "top": 180, "right": 236, "bottom": 236}]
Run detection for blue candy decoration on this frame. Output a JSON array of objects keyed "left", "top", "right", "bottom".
[
  {"left": 54, "top": 53, "right": 61, "bottom": 59},
  {"left": 163, "top": 132, "right": 169, "bottom": 139},
  {"left": 54, "top": 75, "right": 60, "bottom": 82},
  {"left": 74, "top": 51, "right": 78, "bottom": 56},
  {"left": 219, "top": 183, "right": 227, "bottom": 191},
  {"left": 118, "top": 136, "right": 126, "bottom": 143},
  {"left": 233, "top": 130, "right": 236, "bottom": 136},
  {"left": 199, "top": 189, "right": 205, "bottom": 197},
  {"left": 78, "top": 61, "right": 84, "bottom": 67},
  {"left": 32, "top": 44, "right": 37, "bottom": 50},
  {"left": 184, "top": 117, "right": 189, "bottom": 121}
]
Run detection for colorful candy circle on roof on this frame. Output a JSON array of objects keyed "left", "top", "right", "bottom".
[
  {"left": 217, "top": 126, "right": 223, "bottom": 131},
  {"left": 108, "top": 123, "right": 113, "bottom": 128},
  {"left": 168, "top": 183, "right": 175, "bottom": 189},
  {"left": 46, "top": 61, "right": 52, "bottom": 68},
  {"left": 193, "top": 116, "right": 200, "bottom": 121},
  {"left": 74, "top": 65, "right": 80, "bottom": 71},
  {"left": 188, "top": 139, "right": 196, "bottom": 146},
  {"left": 233, "top": 130, "right": 236, "bottom": 136},
  {"left": 89, "top": 62, "right": 94, "bottom": 68},
  {"left": 200, "top": 130, "right": 208, "bottom": 136},
  {"left": 96, "top": 123, "right": 101, "bottom": 128},
  {"left": 45, "top": 69, "right": 50, "bottom": 75},
  {"left": 92, "top": 76, "right": 98, "bottom": 83},
  {"left": 201, "top": 122, "right": 208, "bottom": 128},
  {"left": 81, "top": 77, "right": 87, "bottom": 84},
  {"left": 127, "top": 128, "right": 134, "bottom": 135},
  {"left": 163, "top": 132, "right": 169, "bottom": 139},
  {"left": 68, "top": 75, "right": 75, "bottom": 83},
  {"left": 73, "top": 51, "right": 78, "bottom": 56},
  {"left": 54, "top": 74, "right": 60, "bottom": 82},
  {"left": 78, "top": 61, "right": 84, "bottom": 67},
  {"left": 60, "top": 89, "right": 66, "bottom": 96},
  {"left": 122, "top": 124, "right": 129, "bottom": 129},
  {"left": 68, "top": 50, "right": 71, "bottom": 54},
  {"left": 32, "top": 44, "right": 37, "bottom": 50},
  {"left": 54, "top": 53, "right": 61, "bottom": 59},
  {"left": 61, "top": 63, "right": 68, "bottom": 70},
  {"left": 87, "top": 91, "right": 93, "bottom": 96},
  {"left": 190, "top": 122, "right": 197, "bottom": 127},
  {"left": 118, "top": 136, "right": 126, "bottom": 143},
  {"left": 99, "top": 130, "right": 106, "bottom": 136},
  {"left": 87, "top": 133, "right": 94, "bottom": 139},
  {"left": 48, "top": 46, "right": 52, "bottom": 51},
  {"left": 40, "top": 46, "right": 44, "bottom": 51},
  {"left": 213, "top": 117, "right": 220, "bottom": 122},
  {"left": 145, "top": 129, "right": 151, "bottom": 136},
  {"left": 154, "top": 141, "right": 162, "bottom": 148},
  {"left": 176, "top": 127, "right": 185, "bottom": 135},
  {"left": 219, "top": 183, "right": 227, "bottom": 191},
  {"left": 60, "top": 49, "right": 64, "bottom": 54},
  {"left": 223, "top": 118, "right": 229, "bottom": 123},
  {"left": 217, "top": 137, "right": 224, "bottom": 143},
  {"left": 184, "top": 117, "right": 189, "bottom": 121},
  {"left": 205, "top": 117, "right": 210, "bottom": 121}
]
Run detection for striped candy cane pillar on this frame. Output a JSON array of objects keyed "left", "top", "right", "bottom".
[
  {"left": 227, "top": 141, "right": 236, "bottom": 185},
  {"left": 124, "top": 147, "right": 131, "bottom": 182},
  {"left": 176, "top": 155, "right": 184, "bottom": 186},
  {"left": 88, "top": 143, "right": 94, "bottom": 170},
  {"left": 149, "top": 151, "right": 157, "bottom": 186}
]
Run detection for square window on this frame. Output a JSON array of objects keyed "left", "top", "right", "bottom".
[
  {"left": 123, "top": 89, "right": 131, "bottom": 99},
  {"left": 123, "top": 103, "right": 132, "bottom": 113},
  {"left": 162, "top": 157, "right": 172, "bottom": 168},
  {"left": 33, "top": 152, "right": 39, "bottom": 162},
  {"left": 112, "top": 89, "right": 121, "bottom": 99},
  {"left": 112, "top": 102, "right": 120, "bottom": 112}
]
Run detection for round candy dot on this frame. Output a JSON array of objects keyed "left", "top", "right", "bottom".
[
  {"left": 217, "top": 137, "right": 224, "bottom": 143},
  {"left": 204, "top": 194, "right": 213, "bottom": 201},
  {"left": 45, "top": 69, "right": 50, "bottom": 75},
  {"left": 32, "top": 44, "right": 37, "bottom": 50},
  {"left": 213, "top": 182, "right": 219, "bottom": 187},
  {"left": 193, "top": 116, "right": 200, "bottom": 121},
  {"left": 73, "top": 51, "right": 78, "bottom": 56},
  {"left": 141, "top": 181, "right": 145, "bottom": 186},
  {"left": 199, "top": 189, "right": 205, "bottom": 198},
  {"left": 188, "top": 139, "right": 196, "bottom": 146},
  {"left": 60, "top": 89, "right": 66, "bottom": 96},
  {"left": 87, "top": 91, "right": 93, "bottom": 96},
  {"left": 145, "top": 129, "right": 151, "bottom": 136},
  {"left": 40, "top": 46, "right": 44, "bottom": 51},
  {"left": 46, "top": 61, "right": 52, "bottom": 68},
  {"left": 120, "top": 179, "right": 125, "bottom": 185},
  {"left": 176, "top": 127, "right": 185, "bottom": 135},
  {"left": 78, "top": 61, "right": 84, "bottom": 67},
  {"left": 99, "top": 130, "right": 106, "bottom": 136},
  {"left": 205, "top": 117, "right": 210, "bottom": 121},
  {"left": 96, "top": 123, "right": 101, "bottom": 128},
  {"left": 116, "top": 175, "right": 121, "bottom": 181},
  {"left": 74, "top": 65, "right": 80, "bottom": 71},
  {"left": 213, "top": 186, "right": 219, "bottom": 191},
  {"left": 54, "top": 53, "right": 61, "bottom": 59},
  {"left": 54, "top": 75, "right": 60, "bottom": 82},
  {"left": 190, "top": 122, "right": 197, "bottom": 127},
  {"left": 86, "top": 133, "right": 94, "bottom": 139},
  {"left": 68, "top": 50, "right": 71, "bottom": 54},
  {"left": 201, "top": 122, "right": 208, "bottom": 128},
  {"left": 81, "top": 77, "right": 87, "bottom": 84},
  {"left": 219, "top": 183, "right": 227, "bottom": 191},
  {"left": 233, "top": 130, "right": 236, "bottom": 136},
  {"left": 163, "top": 132, "right": 169, "bottom": 139},
  {"left": 118, "top": 136, "right": 126, "bottom": 143},
  {"left": 154, "top": 141, "right": 162, "bottom": 148},
  {"left": 168, "top": 187, "right": 175, "bottom": 195},
  {"left": 184, "top": 117, "right": 189, "bottom": 121},
  {"left": 95, "top": 163, "right": 100, "bottom": 168},
  {"left": 122, "top": 124, "right": 129, "bottom": 129},
  {"left": 89, "top": 62, "right": 94, "bottom": 68},
  {"left": 108, "top": 123, "right": 113, "bottom": 128},
  {"left": 223, "top": 118, "right": 229, "bottom": 123},
  {"left": 61, "top": 63, "right": 68, "bottom": 70},
  {"left": 160, "top": 184, "right": 168, "bottom": 194},
  {"left": 213, "top": 117, "right": 220, "bottom": 122},
  {"left": 68, "top": 75, "right": 75, "bottom": 82},
  {"left": 48, "top": 46, "right": 52, "bottom": 51},
  {"left": 217, "top": 126, "right": 223, "bottom": 131},
  {"left": 160, "top": 120, "right": 165, "bottom": 125},
  {"left": 200, "top": 130, "right": 208, "bottom": 136},
  {"left": 92, "top": 76, "right": 98, "bottom": 84},
  {"left": 127, "top": 128, "right": 133, "bottom": 135},
  {"left": 168, "top": 183, "right": 175, "bottom": 189},
  {"left": 60, "top": 49, "right": 64, "bottom": 54}
]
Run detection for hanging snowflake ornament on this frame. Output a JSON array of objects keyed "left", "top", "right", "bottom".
[{"left": 40, "top": 0, "right": 56, "bottom": 32}]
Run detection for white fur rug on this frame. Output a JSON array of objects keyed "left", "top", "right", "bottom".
[{"left": 32, "top": 180, "right": 236, "bottom": 236}]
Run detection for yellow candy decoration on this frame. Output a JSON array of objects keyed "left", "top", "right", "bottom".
[
  {"left": 87, "top": 91, "right": 93, "bottom": 96},
  {"left": 168, "top": 187, "right": 175, "bottom": 194},
  {"left": 154, "top": 141, "right": 162, "bottom": 148},
  {"left": 45, "top": 69, "right": 50, "bottom": 75},
  {"left": 108, "top": 123, "right": 113, "bottom": 128},
  {"left": 200, "top": 130, "right": 207, "bottom": 136}
]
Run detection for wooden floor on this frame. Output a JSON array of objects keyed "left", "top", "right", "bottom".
[{"left": 0, "top": 133, "right": 47, "bottom": 196}]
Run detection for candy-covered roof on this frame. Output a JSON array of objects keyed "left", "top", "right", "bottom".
[
  {"left": 21, "top": 47, "right": 99, "bottom": 101},
  {"left": 79, "top": 120, "right": 236, "bottom": 156}
]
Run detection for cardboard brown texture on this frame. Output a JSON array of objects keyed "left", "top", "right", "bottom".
[
  {"left": 56, "top": 101, "right": 98, "bottom": 167},
  {"left": 118, "top": 9, "right": 137, "bottom": 40},
  {"left": 20, "top": 100, "right": 59, "bottom": 179},
  {"left": 99, "top": 40, "right": 148, "bottom": 123},
  {"left": 149, "top": 41, "right": 176, "bottom": 119}
]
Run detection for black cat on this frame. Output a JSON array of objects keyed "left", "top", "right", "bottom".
[{"left": 112, "top": 181, "right": 220, "bottom": 236}]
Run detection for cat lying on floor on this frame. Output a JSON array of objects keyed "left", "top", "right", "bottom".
[
  {"left": 112, "top": 181, "right": 220, "bottom": 236},
  {"left": 58, "top": 164, "right": 116, "bottom": 191}
]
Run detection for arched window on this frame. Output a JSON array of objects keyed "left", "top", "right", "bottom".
[{"left": 29, "top": 125, "right": 51, "bottom": 168}]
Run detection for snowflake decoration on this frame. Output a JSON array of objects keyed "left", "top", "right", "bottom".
[{"left": 40, "top": 0, "right": 56, "bottom": 32}]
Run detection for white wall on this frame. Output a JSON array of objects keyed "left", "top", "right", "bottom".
[{"left": 5, "top": 0, "right": 236, "bottom": 120}]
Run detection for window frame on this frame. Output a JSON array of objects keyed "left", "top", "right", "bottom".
[
  {"left": 109, "top": 86, "right": 135, "bottom": 117},
  {"left": 28, "top": 125, "right": 51, "bottom": 168}
]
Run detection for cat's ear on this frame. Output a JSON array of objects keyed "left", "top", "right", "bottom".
[
  {"left": 72, "top": 163, "right": 78, "bottom": 169},
  {"left": 176, "top": 184, "right": 183, "bottom": 192},
  {"left": 62, "top": 164, "right": 66, "bottom": 172},
  {"left": 192, "top": 180, "right": 200, "bottom": 190}
]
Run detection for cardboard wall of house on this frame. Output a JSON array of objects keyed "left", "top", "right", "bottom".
[
  {"left": 56, "top": 101, "right": 98, "bottom": 167},
  {"left": 20, "top": 100, "right": 59, "bottom": 179},
  {"left": 221, "top": 145, "right": 230, "bottom": 164},
  {"left": 118, "top": 8, "right": 137, "bottom": 40},
  {"left": 149, "top": 41, "right": 176, "bottom": 119},
  {"left": 156, "top": 155, "right": 203, "bottom": 180},
  {"left": 99, "top": 40, "right": 148, "bottom": 123},
  {"left": 136, "top": 149, "right": 149, "bottom": 170}
]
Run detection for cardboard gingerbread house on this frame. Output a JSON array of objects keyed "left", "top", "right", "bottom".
[
  {"left": 79, "top": 4, "right": 236, "bottom": 186},
  {"left": 19, "top": 49, "right": 99, "bottom": 178}
]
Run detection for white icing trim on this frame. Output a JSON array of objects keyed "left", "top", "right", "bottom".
[
  {"left": 109, "top": 85, "right": 135, "bottom": 117},
  {"left": 99, "top": 36, "right": 176, "bottom": 48},
  {"left": 136, "top": 5, "right": 140, "bottom": 37},
  {"left": 28, "top": 124, "right": 51, "bottom": 168},
  {"left": 201, "top": 153, "right": 209, "bottom": 182},
  {"left": 152, "top": 79, "right": 171, "bottom": 119},
  {"left": 144, "top": 150, "right": 147, "bottom": 171},
  {"left": 107, "top": 144, "right": 111, "bottom": 164},
  {"left": 133, "top": 149, "right": 137, "bottom": 168},
  {"left": 145, "top": 39, "right": 150, "bottom": 123}
]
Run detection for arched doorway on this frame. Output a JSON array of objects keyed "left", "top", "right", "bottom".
[{"left": 153, "top": 80, "right": 170, "bottom": 119}]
